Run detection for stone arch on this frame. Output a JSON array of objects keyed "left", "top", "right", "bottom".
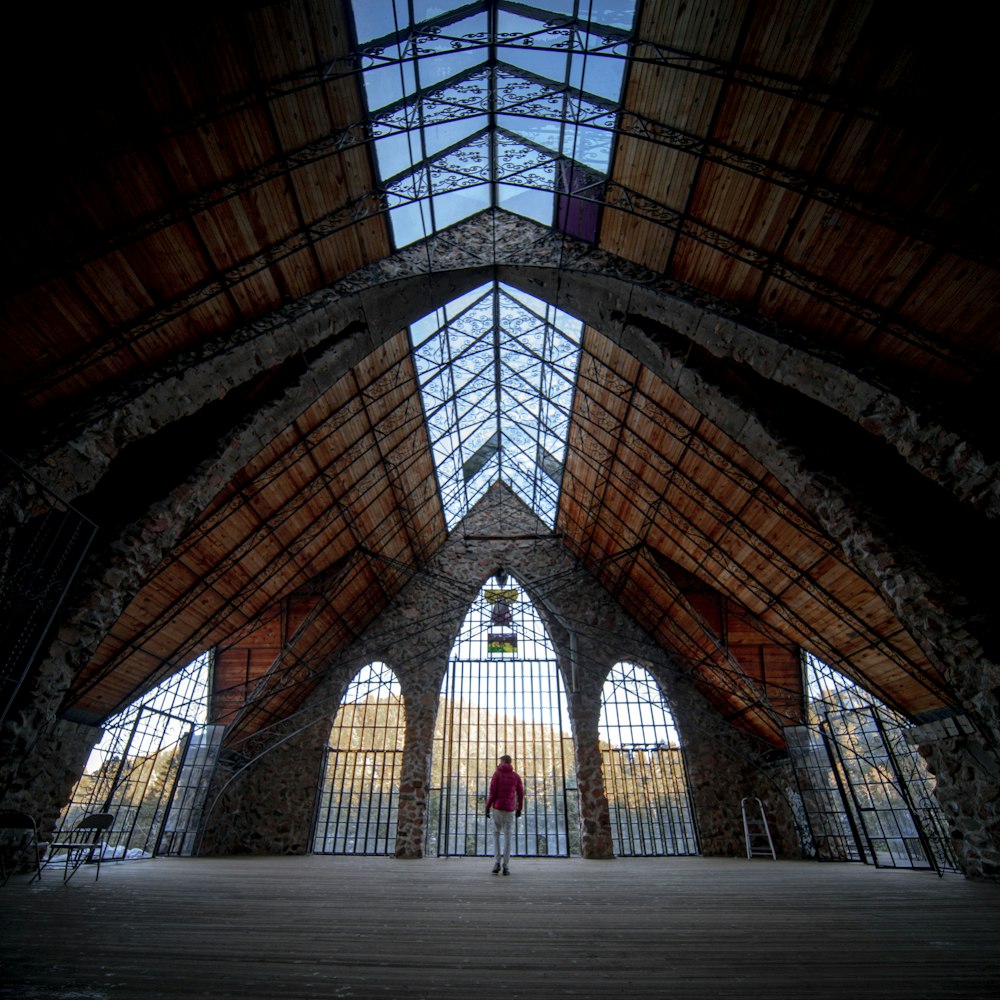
[
  {"left": 426, "top": 570, "right": 577, "bottom": 858},
  {"left": 5, "top": 222, "right": 998, "bottom": 863},
  {"left": 598, "top": 656, "right": 684, "bottom": 742},
  {"left": 174, "top": 483, "right": 805, "bottom": 858},
  {"left": 17, "top": 222, "right": 993, "bottom": 517},
  {"left": 7, "top": 229, "right": 992, "bottom": 745},
  {"left": 7, "top": 240, "right": 990, "bottom": 738}
]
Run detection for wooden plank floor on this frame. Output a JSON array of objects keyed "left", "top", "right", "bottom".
[{"left": 2, "top": 856, "right": 999, "bottom": 999}]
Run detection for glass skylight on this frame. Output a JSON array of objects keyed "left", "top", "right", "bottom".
[
  {"left": 349, "top": 0, "right": 638, "bottom": 247},
  {"left": 347, "top": 3, "right": 636, "bottom": 529},
  {"left": 411, "top": 281, "right": 583, "bottom": 528}
]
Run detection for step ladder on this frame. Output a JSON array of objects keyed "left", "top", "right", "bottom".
[{"left": 741, "top": 796, "right": 776, "bottom": 860}]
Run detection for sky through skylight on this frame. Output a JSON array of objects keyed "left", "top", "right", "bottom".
[
  {"left": 349, "top": 0, "right": 638, "bottom": 245},
  {"left": 348, "top": 1, "right": 638, "bottom": 528},
  {"left": 411, "top": 281, "right": 582, "bottom": 527}
]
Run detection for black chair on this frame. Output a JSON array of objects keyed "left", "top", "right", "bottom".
[
  {"left": 35, "top": 812, "right": 115, "bottom": 883},
  {"left": 0, "top": 811, "right": 43, "bottom": 885}
]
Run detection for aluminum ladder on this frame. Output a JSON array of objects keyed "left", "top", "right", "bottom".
[{"left": 741, "top": 796, "right": 776, "bottom": 860}]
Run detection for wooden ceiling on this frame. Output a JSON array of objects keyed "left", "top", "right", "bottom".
[{"left": 2, "top": 1, "right": 995, "bottom": 749}]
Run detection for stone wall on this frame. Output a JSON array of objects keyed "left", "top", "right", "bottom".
[
  {"left": 0, "top": 717, "right": 102, "bottom": 843},
  {"left": 4, "top": 216, "right": 996, "bottom": 872},
  {"left": 200, "top": 483, "right": 801, "bottom": 861},
  {"left": 909, "top": 714, "right": 1000, "bottom": 881}
]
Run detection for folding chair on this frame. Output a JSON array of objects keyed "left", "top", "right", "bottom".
[
  {"left": 35, "top": 812, "right": 115, "bottom": 883},
  {"left": 0, "top": 811, "right": 43, "bottom": 885}
]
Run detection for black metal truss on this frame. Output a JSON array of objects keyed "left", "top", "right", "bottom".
[
  {"left": 14, "top": 1, "right": 990, "bottom": 301},
  {"left": 27, "top": 140, "right": 982, "bottom": 414},
  {"left": 66, "top": 360, "right": 441, "bottom": 715},
  {"left": 15, "top": 71, "right": 990, "bottom": 306},
  {"left": 563, "top": 346, "right": 954, "bottom": 708}
]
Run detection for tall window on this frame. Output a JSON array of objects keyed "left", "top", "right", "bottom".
[
  {"left": 599, "top": 661, "right": 698, "bottom": 856},
  {"left": 63, "top": 651, "right": 222, "bottom": 859},
  {"left": 786, "top": 652, "right": 958, "bottom": 873},
  {"left": 428, "top": 574, "right": 578, "bottom": 856},
  {"left": 314, "top": 662, "right": 405, "bottom": 855}
]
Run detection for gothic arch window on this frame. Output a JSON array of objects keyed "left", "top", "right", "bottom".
[
  {"left": 599, "top": 661, "right": 698, "bottom": 856},
  {"left": 313, "top": 661, "right": 405, "bottom": 855},
  {"left": 428, "top": 574, "right": 578, "bottom": 857}
]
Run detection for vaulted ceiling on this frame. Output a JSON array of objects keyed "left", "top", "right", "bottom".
[{"left": 2, "top": 0, "right": 997, "bottom": 751}]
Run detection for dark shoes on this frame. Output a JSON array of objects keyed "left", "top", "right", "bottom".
[
  {"left": 502, "top": 866, "right": 509, "bottom": 876},
  {"left": 492, "top": 863, "right": 501, "bottom": 875}
]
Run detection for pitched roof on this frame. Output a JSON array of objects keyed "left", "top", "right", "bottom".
[{"left": 2, "top": 0, "right": 995, "bottom": 746}]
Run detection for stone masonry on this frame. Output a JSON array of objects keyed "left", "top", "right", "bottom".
[
  {"left": 200, "top": 482, "right": 800, "bottom": 861},
  {"left": 2, "top": 218, "right": 997, "bottom": 876}
]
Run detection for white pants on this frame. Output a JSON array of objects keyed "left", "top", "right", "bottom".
[{"left": 491, "top": 809, "right": 515, "bottom": 867}]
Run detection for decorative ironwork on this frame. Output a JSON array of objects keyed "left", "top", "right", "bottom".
[{"left": 349, "top": 0, "right": 637, "bottom": 248}]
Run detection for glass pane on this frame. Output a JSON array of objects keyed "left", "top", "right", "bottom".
[
  {"left": 570, "top": 51, "right": 625, "bottom": 100},
  {"left": 388, "top": 201, "right": 432, "bottom": 248},
  {"left": 352, "top": 0, "right": 410, "bottom": 44},
  {"left": 498, "top": 113, "right": 563, "bottom": 157},
  {"left": 373, "top": 132, "right": 420, "bottom": 182},
  {"left": 412, "top": 0, "right": 474, "bottom": 23},
  {"left": 499, "top": 43, "right": 571, "bottom": 85},
  {"left": 423, "top": 116, "right": 488, "bottom": 159},
  {"left": 530, "top": 0, "right": 575, "bottom": 15},
  {"left": 585, "top": 0, "right": 638, "bottom": 31},
  {"left": 498, "top": 184, "right": 550, "bottom": 223},
  {"left": 417, "top": 46, "right": 483, "bottom": 88},
  {"left": 561, "top": 123, "right": 613, "bottom": 170},
  {"left": 362, "top": 57, "right": 418, "bottom": 111}
]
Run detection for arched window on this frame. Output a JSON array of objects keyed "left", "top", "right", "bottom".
[
  {"left": 599, "top": 661, "right": 698, "bottom": 856},
  {"left": 313, "top": 662, "right": 405, "bottom": 855},
  {"left": 428, "top": 574, "right": 578, "bottom": 857}
]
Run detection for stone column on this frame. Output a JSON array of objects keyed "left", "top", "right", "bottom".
[
  {"left": 567, "top": 683, "right": 614, "bottom": 859},
  {"left": 908, "top": 714, "right": 1000, "bottom": 881},
  {"left": 395, "top": 687, "right": 439, "bottom": 859}
]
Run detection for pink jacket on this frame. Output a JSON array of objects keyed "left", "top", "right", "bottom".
[{"left": 486, "top": 763, "right": 524, "bottom": 812}]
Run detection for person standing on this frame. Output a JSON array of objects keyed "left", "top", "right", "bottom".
[{"left": 485, "top": 754, "right": 524, "bottom": 875}]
